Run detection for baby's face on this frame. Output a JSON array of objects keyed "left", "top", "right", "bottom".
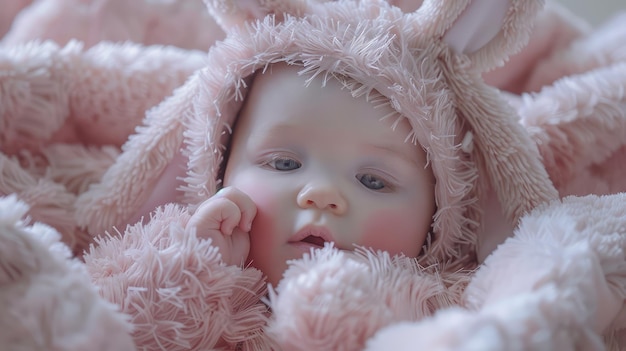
[{"left": 223, "top": 63, "right": 435, "bottom": 285}]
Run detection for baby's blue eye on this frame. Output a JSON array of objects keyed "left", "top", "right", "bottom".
[
  {"left": 357, "top": 174, "right": 385, "bottom": 190},
  {"left": 271, "top": 158, "right": 301, "bottom": 171}
]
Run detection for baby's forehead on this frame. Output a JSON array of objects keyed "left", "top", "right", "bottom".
[
  {"left": 240, "top": 63, "right": 401, "bottom": 128},
  {"left": 232, "top": 63, "right": 424, "bottom": 161},
  {"left": 250, "top": 62, "right": 380, "bottom": 102},
  {"left": 248, "top": 62, "right": 338, "bottom": 101}
]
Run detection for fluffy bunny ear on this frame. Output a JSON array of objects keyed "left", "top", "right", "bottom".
[
  {"left": 204, "top": 0, "right": 312, "bottom": 33},
  {"left": 417, "top": 0, "right": 544, "bottom": 72},
  {"left": 412, "top": 0, "right": 558, "bottom": 229}
]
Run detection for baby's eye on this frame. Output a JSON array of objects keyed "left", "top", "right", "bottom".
[
  {"left": 269, "top": 157, "right": 301, "bottom": 171},
  {"left": 356, "top": 174, "right": 387, "bottom": 191}
]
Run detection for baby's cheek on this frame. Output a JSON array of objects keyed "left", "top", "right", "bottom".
[
  {"left": 239, "top": 183, "right": 290, "bottom": 284},
  {"left": 361, "top": 210, "right": 426, "bottom": 258},
  {"left": 239, "top": 184, "right": 278, "bottom": 233},
  {"left": 241, "top": 185, "right": 278, "bottom": 254}
]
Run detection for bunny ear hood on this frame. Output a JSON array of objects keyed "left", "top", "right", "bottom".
[{"left": 78, "top": 0, "right": 557, "bottom": 269}]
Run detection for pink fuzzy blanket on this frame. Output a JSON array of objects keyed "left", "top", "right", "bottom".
[{"left": 1, "top": 1, "right": 626, "bottom": 350}]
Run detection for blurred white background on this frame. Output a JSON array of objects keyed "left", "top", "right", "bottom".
[{"left": 556, "top": 0, "right": 625, "bottom": 25}]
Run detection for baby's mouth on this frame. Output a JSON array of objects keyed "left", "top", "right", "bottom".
[
  {"left": 300, "top": 235, "right": 326, "bottom": 248},
  {"left": 289, "top": 225, "right": 334, "bottom": 249}
]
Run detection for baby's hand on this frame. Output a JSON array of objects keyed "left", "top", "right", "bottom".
[{"left": 185, "top": 187, "right": 257, "bottom": 266}]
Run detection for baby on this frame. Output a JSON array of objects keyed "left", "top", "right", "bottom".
[{"left": 185, "top": 62, "right": 436, "bottom": 285}]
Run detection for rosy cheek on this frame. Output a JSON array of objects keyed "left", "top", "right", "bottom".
[
  {"left": 240, "top": 185, "right": 277, "bottom": 236},
  {"left": 230, "top": 175, "right": 278, "bottom": 230},
  {"left": 238, "top": 183, "right": 280, "bottom": 254},
  {"left": 360, "top": 210, "right": 426, "bottom": 258}
]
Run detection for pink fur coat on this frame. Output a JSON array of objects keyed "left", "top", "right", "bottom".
[{"left": 1, "top": 0, "right": 626, "bottom": 350}]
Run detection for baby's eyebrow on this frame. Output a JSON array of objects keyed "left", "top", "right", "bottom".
[
  {"left": 247, "top": 123, "right": 301, "bottom": 143},
  {"left": 266, "top": 123, "right": 295, "bottom": 133},
  {"left": 258, "top": 123, "right": 299, "bottom": 138},
  {"left": 367, "top": 144, "right": 423, "bottom": 169}
]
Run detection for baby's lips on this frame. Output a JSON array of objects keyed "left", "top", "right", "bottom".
[{"left": 290, "top": 224, "right": 334, "bottom": 245}]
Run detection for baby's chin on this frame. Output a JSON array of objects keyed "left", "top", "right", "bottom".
[
  {"left": 261, "top": 264, "right": 288, "bottom": 287},
  {"left": 247, "top": 255, "right": 288, "bottom": 287},
  {"left": 251, "top": 243, "right": 355, "bottom": 286}
]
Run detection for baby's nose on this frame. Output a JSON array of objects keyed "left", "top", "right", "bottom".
[{"left": 297, "top": 184, "right": 347, "bottom": 215}]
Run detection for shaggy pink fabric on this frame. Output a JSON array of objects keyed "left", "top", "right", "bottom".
[
  {"left": 0, "top": 195, "right": 135, "bottom": 351},
  {"left": 0, "top": 0, "right": 223, "bottom": 252},
  {"left": 1, "top": 0, "right": 224, "bottom": 51},
  {"left": 85, "top": 203, "right": 274, "bottom": 350},
  {"left": 1, "top": 0, "right": 626, "bottom": 350},
  {"left": 0, "top": 40, "right": 207, "bottom": 252},
  {"left": 0, "top": 153, "right": 79, "bottom": 248},
  {"left": 482, "top": 1, "right": 591, "bottom": 93},
  {"left": 366, "top": 193, "right": 626, "bottom": 351},
  {"left": 0, "top": 41, "right": 206, "bottom": 154},
  {"left": 268, "top": 247, "right": 469, "bottom": 351}
]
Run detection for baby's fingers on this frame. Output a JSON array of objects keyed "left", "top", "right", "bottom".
[
  {"left": 214, "top": 187, "right": 257, "bottom": 232},
  {"left": 189, "top": 198, "right": 242, "bottom": 236}
]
